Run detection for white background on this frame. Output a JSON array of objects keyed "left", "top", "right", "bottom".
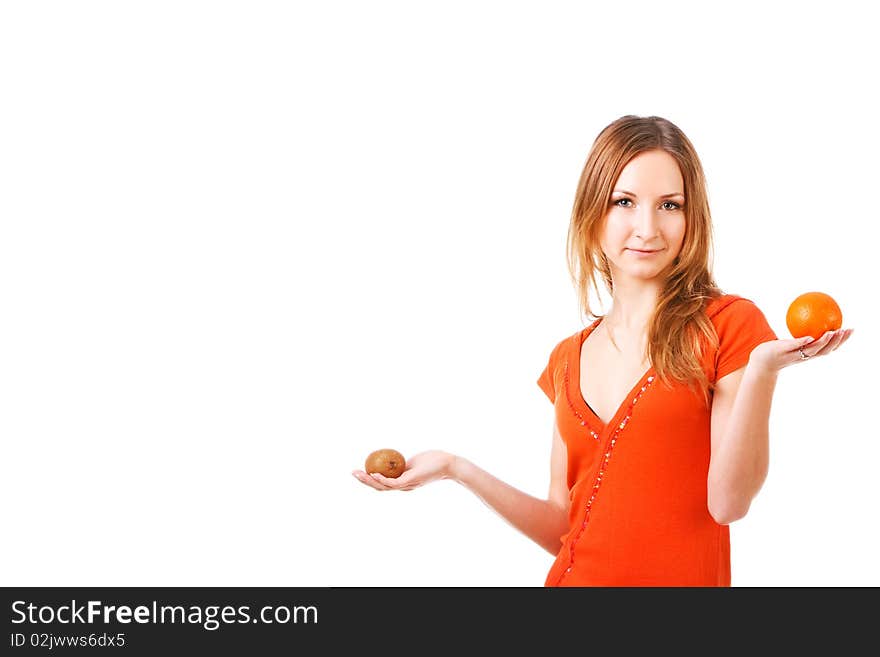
[{"left": 1, "top": 1, "right": 876, "bottom": 587}]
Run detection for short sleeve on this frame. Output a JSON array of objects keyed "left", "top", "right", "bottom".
[
  {"left": 537, "top": 338, "right": 566, "bottom": 404},
  {"left": 713, "top": 297, "right": 779, "bottom": 381}
]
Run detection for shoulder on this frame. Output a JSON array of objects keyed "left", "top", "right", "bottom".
[
  {"left": 706, "top": 294, "right": 749, "bottom": 319},
  {"left": 703, "top": 293, "right": 778, "bottom": 381},
  {"left": 543, "top": 326, "right": 588, "bottom": 361},
  {"left": 537, "top": 325, "right": 591, "bottom": 402},
  {"left": 704, "top": 293, "right": 772, "bottom": 328},
  {"left": 541, "top": 319, "right": 600, "bottom": 368}
]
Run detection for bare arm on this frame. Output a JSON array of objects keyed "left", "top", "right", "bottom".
[
  {"left": 707, "top": 363, "right": 776, "bottom": 524},
  {"left": 707, "top": 328, "right": 852, "bottom": 524},
  {"left": 449, "top": 421, "right": 569, "bottom": 555},
  {"left": 353, "top": 420, "right": 571, "bottom": 555}
]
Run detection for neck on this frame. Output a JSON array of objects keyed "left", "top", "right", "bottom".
[{"left": 604, "top": 289, "right": 659, "bottom": 333}]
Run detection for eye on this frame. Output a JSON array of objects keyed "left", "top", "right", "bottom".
[{"left": 612, "top": 198, "right": 682, "bottom": 210}]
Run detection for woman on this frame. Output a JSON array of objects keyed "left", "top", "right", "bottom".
[{"left": 352, "top": 115, "right": 852, "bottom": 586}]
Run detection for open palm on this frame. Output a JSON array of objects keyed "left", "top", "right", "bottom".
[
  {"left": 750, "top": 328, "right": 853, "bottom": 373},
  {"left": 352, "top": 450, "right": 456, "bottom": 492}
]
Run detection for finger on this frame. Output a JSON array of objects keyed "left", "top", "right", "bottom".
[
  {"left": 828, "top": 329, "right": 848, "bottom": 352},
  {"left": 791, "top": 338, "right": 815, "bottom": 354},
  {"left": 815, "top": 330, "right": 844, "bottom": 355},
  {"left": 801, "top": 330, "right": 834, "bottom": 358},
  {"left": 385, "top": 470, "right": 417, "bottom": 488},
  {"left": 369, "top": 472, "right": 405, "bottom": 489},
  {"left": 839, "top": 328, "right": 854, "bottom": 346},
  {"left": 353, "top": 472, "right": 387, "bottom": 490},
  {"left": 794, "top": 337, "right": 818, "bottom": 360},
  {"left": 822, "top": 329, "right": 846, "bottom": 353},
  {"left": 352, "top": 470, "right": 392, "bottom": 491}
]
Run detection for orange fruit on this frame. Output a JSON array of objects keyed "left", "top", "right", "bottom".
[{"left": 785, "top": 292, "right": 842, "bottom": 340}]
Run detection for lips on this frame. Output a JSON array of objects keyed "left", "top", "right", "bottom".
[{"left": 628, "top": 248, "right": 659, "bottom": 253}]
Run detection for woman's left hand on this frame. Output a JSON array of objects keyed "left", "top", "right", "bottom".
[{"left": 750, "top": 328, "right": 854, "bottom": 374}]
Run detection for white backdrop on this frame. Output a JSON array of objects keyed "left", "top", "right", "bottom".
[{"left": 1, "top": 1, "right": 876, "bottom": 587}]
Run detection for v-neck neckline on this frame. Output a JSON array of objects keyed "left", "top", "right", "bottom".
[{"left": 571, "top": 317, "right": 656, "bottom": 436}]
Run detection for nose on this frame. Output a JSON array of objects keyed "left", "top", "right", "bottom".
[{"left": 634, "top": 206, "right": 662, "bottom": 240}]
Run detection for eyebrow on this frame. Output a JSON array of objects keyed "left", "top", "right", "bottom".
[{"left": 612, "top": 189, "right": 685, "bottom": 199}]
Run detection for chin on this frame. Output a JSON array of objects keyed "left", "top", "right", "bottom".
[{"left": 617, "top": 263, "right": 671, "bottom": 279}]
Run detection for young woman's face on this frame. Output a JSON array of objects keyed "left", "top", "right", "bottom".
[{"left": 600, "top": 149, "right": 687, "bottom": 284}]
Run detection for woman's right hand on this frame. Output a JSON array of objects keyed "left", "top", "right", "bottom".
[{"left": 352, "top": 450, "right": 459, "bottom": 491}]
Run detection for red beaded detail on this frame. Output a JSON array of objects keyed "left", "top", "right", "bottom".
[
  {"left": 554, "top": 374, "right": 656, "bottom": 585},
  {"left": 562, "top": 360, "right": 601, "bottom": 440}
]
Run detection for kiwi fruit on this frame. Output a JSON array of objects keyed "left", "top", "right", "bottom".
[{"left": 364, "top": 448, "right": 406, "bottom": 478}]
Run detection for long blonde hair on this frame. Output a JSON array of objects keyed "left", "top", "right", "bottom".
[{"left": 566, "top": 115, "right": 724, "bottom": 408}]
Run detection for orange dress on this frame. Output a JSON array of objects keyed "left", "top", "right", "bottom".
[{"left": 537, "top": 294, "right": 778, "bottom": 586}]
